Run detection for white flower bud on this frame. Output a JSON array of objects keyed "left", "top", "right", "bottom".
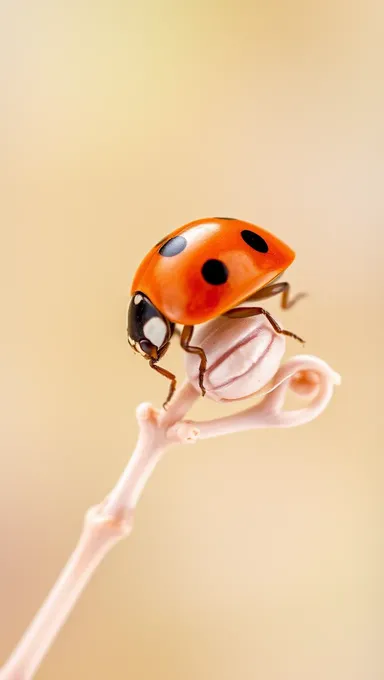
[{"left": 184, "top": 314, "right": 286, "bottom": 402}]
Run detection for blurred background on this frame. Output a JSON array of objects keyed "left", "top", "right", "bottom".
[{"left": 0, "top": 0, "right": 382, "bottom": 678}]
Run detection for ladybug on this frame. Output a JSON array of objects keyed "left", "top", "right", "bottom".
[{"left": 128, "top": 217, "right": 306, "bottom": 407}]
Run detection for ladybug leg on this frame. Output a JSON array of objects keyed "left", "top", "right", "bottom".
[
  {"left": 180, "top": 325, "right": 208, "bottom": 397},
  {"left": 245, "top": 282, "right": 307, "bottom": 310},
  {"left": 223, "top": 306, "right": 305, "bottom": 344},
  {"left": 147, "top": 342, "right": 177, "bottom": 409},
  {"left": 148, "top": 355, "right": 177, "bottom": 409}
]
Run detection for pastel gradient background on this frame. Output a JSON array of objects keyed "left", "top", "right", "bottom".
[{"left": 0, "top": 0, "right": 382, "bottom": 678}]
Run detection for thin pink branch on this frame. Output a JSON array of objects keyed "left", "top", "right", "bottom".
[
  {"left": 0, "top": 381, "right": 198, "bottom": 680},
  {"left": 177, "top": 355, "right": 340, "bottom": 439},
  {"left": 0, "top": 333, "right": 340, "bottom": 680}
]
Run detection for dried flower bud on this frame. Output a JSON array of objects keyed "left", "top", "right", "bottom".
[{"left": 184, "top": 314, "right": 286, "bottom": 402}]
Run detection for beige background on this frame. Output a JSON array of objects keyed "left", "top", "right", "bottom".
[{"left": 0, "top": 0, "right": 382, "bottom": 678}]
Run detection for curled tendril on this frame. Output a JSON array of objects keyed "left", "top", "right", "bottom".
[
  {"left": 167, "top": 355, "right": 340, "bottom": 441},
  {"left": 168, "top": 313, "right": 340, "bottom": 441}
]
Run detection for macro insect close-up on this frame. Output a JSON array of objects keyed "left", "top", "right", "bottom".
[
  {"left": 127, "top": 216, "right": 306, "bottom": 406},
  {"left": 1, "top": 2, "right": 381, "bottom": 680}
]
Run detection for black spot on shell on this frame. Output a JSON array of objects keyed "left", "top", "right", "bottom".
[
  {"left": 215, "top": 217, "right": 235, "bottom": 220},
  {"left": 241, "top": 229, "right": 268, "bottom": 253},
  {"left": 159, "top": 235, "right": 187, "bottom": 257},
  {"left": 201, "top": 259, "right": 229, "bottom": 285}
]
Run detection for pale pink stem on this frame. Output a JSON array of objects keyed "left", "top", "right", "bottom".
[
  {"left": 0, "top": 363, "right": 339, "bottom": 679},
  {"left": 0, "top": 381, "right": 198, "bottom": 680},
  {"left": 159, "top": 380, "right": 199, "bottom": 430},
  {"left": 0, "top": 508, "right": 125, "bottom": 680},
  {"left": 181, "top": 356, "right": 341, "bottom": 439}
]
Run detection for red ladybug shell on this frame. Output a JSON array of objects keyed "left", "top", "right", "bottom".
[{"left": 131, "top": 217, "right": 295, "bottom": 326}]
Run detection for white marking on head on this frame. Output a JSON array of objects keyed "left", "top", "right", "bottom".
[
  {"left": 143, "top": 317, "right": 167, "bottom": 348},
  {"left": 134, "top": 294, "right": 143, "bottom": 305}
]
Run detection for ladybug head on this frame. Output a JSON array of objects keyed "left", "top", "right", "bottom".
[{"left": 127, "top": 292, "right": 174, "bottom": 360}]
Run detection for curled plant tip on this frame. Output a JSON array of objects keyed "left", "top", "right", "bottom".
[
  {"left": 182, "top": 314, "right": 340, "bottom": 437},
  {"left": 184, "top": 314, "right": 286, "bottom": 402},
  {"left": 183, "top": 354, "right": 340, "bottom": 438},
  {"left": 259, "top": 355, "right": 340, "bottom": 419}
]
